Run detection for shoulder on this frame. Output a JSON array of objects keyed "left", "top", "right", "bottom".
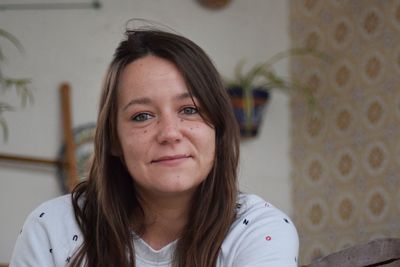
[
  {"left": 30, "top": 194, "right": 74, "bottom": 217},
  {"left": 232, "top": 193, "right": 298, "bottom": 243},
  {"left": 218, "top": 193, "right": 299, "bottom": 267},
  {"left": 235, "top": 193, "right": 295, "bottom": 227},
  {"left": 23, "top": 194, "right": 78, "bottom": 232},
  {"left": 10, "top": 194, "right": 82, "bottom": 266}
]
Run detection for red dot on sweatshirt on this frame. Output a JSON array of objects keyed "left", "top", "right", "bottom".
[{"left": 265, "top": 236, "right": 272, "bottom": 241}]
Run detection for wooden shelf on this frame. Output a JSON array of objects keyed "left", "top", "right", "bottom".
[{"left": 0, "top": 153, "right": 63, "bottom": 166}]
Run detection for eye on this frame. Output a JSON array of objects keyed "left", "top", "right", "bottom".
[
  {"left": 181, "top": 106, "right": 198, "bottom": 115},
  {"left": 131, "top": 113, "right": 154, "bottom": 122}
]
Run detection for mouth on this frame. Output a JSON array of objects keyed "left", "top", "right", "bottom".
[{"left": 151, "top": 154, "right": 192, "bottom": 164}]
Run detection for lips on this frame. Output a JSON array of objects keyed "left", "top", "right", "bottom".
[{"left": 151, "top": 154, "right": 191, "bottom": 164}]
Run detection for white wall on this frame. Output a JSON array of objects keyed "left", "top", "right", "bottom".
[{"left": 0, "top": 0, "right": 290, "bottom": 262}]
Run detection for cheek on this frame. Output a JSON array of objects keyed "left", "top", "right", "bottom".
[
  {"left": 118, "top": 129, "right": 149, "bottom": 162},
  {"left": 208, "top": 136, "right": 216, "bottom": 163},
  {"left": 184, "top": 121, "right": 215, "bottom": 150},
  {"left": 196, "top": 126, "right": 216, "bottom": 162},
  {"left": 120, "top": 141, "right": 139, "bottom": 165},
  {"left": 120, "top": 137, "right": 151, "bottom": 180}
]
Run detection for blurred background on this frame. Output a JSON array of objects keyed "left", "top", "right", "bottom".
[{"left": 0, "top": 0, "right": 399, "bottom": 266}]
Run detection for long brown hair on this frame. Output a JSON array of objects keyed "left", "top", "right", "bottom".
[{"left": 70, "top": 29, "right": 240, "bottom": 267}]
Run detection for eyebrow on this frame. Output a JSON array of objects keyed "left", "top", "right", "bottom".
[{"left": 122, "top": 92, "right": 195, "bottom": 111}]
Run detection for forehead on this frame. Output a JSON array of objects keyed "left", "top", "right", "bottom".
[
  {"left": 121, "top": 55, "right": 183, "bottom": 85},
  {"left": 117, "top": 55, "right": 192, "bottom": 103}
]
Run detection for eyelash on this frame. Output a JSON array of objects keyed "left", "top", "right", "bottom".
[
  {"left": 131, "top": 113, "right": 154, "bottom": 122},
  {"left": 181, "top": 106, "right": 198, "bottom": 115},
  {"left": 130, "top": 106, "right": 199, "bottom": 122}
]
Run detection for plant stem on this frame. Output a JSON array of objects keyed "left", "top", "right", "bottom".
[{"left": 244, "top": 85, "right": 254, "bottom": 134}]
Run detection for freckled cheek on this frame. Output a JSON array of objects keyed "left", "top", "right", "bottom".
[
  {"left": 188, "top": 124, "right": 202, "bottom": 131},
  {"left": 197, "top": 128, "right": 216, "bottom": 159},
  {"left": 184, "top": 121, "right": 204, "bottom": 132},
  {"left": 119, "top": 133, "right": 150, "bottom": 160}
]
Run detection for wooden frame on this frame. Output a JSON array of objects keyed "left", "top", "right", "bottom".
[{"left": 0, "top": 83, "right": 78, "bottom": 191}]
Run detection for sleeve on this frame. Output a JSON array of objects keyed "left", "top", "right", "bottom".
[
  {"left": 232, "top": 213, "right": 299, "bottom": 267},
  {"left": 222, "top": 197, "right": 299, "bottom": 267},
  {"left": 9, "top": 210, "right": 55, "bottom": 267}
]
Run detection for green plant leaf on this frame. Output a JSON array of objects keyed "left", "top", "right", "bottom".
[
  {"left": 233, "top": 58, "right": 247, "bottom": 85},
  {"left": 0, "top": 116, "right": 9, "bottom": 142},
  {"left": 15, "top": 81, "right": 33, "bottom": 107},
  {"left": 0, "top": 46, "right": 4, "bottom": 62},
  {"left": 0, "top": 28, "right": 33, "bottom": 142},
  {"left": 0, "top": 28, "right": 24, "bottom": 53},
  {"left": 228, "top": 46, "right": 331, "bottom": 114},
  {"left": 0, "top": 102, "right": 15, "bottom": 112}
]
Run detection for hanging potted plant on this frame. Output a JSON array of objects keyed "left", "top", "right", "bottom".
[
  {"left": 226, "top": 47, "right": 327, "bottom": 138},
  {"left": 0, "top": 28, "right": 32, "bottom": 141}
]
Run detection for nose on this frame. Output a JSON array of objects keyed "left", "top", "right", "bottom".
[{"left": 156, "top": 114, "right": 183, "bottom": 145}]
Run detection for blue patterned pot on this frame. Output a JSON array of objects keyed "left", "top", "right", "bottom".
[{"left": 227, "top": 86, "right": 270, "bottom": 138}]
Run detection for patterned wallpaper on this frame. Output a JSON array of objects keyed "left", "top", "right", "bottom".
[{"left": 289, "top": 0, "right": 400, "bottom": 265}]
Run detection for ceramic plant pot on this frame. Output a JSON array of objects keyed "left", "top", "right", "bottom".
[{"left": 227, "top": 86, "right": 270, "bottom": 138}]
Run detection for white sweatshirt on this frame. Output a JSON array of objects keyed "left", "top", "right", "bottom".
[{"left": 10, "top": 193, "right": 299, "bottom": 267}]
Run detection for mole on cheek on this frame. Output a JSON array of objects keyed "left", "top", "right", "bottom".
[{"left": 143, "top": 130, "right": 147, "bottom": 133}]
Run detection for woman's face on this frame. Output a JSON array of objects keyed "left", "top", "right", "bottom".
[{"left": 116, "top": 55, "right": 216, "bottom": 200}]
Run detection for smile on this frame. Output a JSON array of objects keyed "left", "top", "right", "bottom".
[{"left": 151, "top": 154, "right": 191, "bottom": 165}]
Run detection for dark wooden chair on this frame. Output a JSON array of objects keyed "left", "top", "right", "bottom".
[{"left": 308, "top": 238, "right": 400, "bottom": 267}]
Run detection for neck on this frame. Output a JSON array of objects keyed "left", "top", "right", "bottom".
[{"left": 137, "top": 191, "right": 194, "bottom": 250}]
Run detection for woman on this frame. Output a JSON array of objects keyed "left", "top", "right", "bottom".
[{"left": 10, "top": 29, "right": 298, "bottom": 267}]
